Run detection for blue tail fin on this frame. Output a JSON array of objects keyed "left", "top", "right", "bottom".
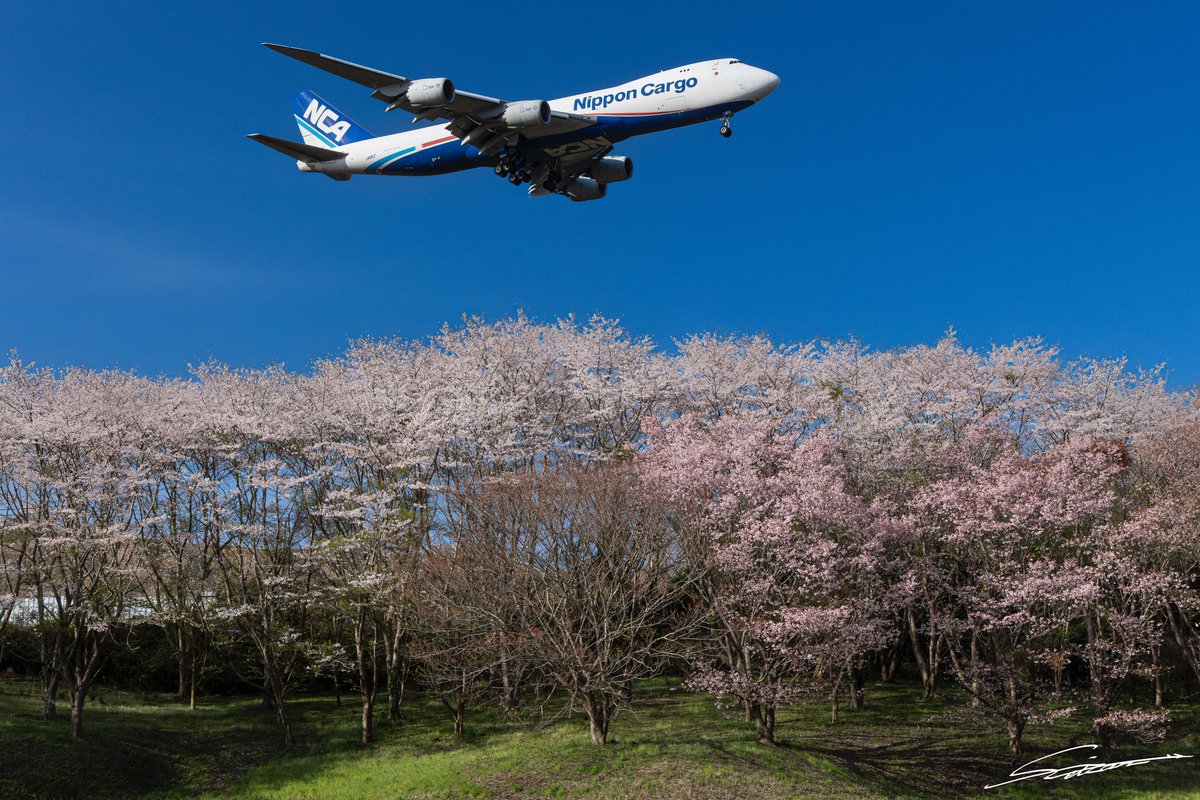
[{"left": 290, "top": 90, "right": 374, "bottom": 148}]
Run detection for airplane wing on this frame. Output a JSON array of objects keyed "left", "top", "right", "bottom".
[{"left": 263, "top": 44, "right": 596, "bottom": 153}]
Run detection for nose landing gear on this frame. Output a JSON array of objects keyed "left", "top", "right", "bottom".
[{"left": 719, "top": 113, "right": 733, "bottom": 138}]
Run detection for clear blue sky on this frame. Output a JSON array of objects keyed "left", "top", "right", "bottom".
[{"left": 2, "top": 2, "right": 1197, "bottom": 385}]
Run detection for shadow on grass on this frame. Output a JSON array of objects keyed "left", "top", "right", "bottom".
[
  {"left": 4, "top": 677, "right": 1198, "bottom": 800},
  {"left": 0, "top": 679, "right": 297, "bottom": 799}
]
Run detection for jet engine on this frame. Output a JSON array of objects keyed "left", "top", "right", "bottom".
[
  {"left": 406, "top": 78, "right": 456, "bottom": 106},
  {"left": 501, "top": 100, "right": 552, "bottom": 127},
  {"left": 564, "top": 177, "right": 607, "bottom": 202},
  {"left": 588, "top": 156, "right": 634, "bottom": 184}
]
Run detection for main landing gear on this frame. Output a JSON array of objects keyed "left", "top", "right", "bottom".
[
  {"left": 495, "top": 153, "right": 531, "bottom": 185},
  {"left": 719, "top": 113, "right": 733, "bottom": 138},
  {"left": 494, "top": 151, "right": 561, "bottom": 191}
]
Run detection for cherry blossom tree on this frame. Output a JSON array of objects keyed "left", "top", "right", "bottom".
[
  {"left": 191, "top": 364, "right": 328, "bottom": 748},
  {"left": 0, "top": 360, "right": 150, "bottom": 740},
  {"left": 644, "top": 414, "right": 896, "bottom": 742},
  {"left": 1130, "top": 421, "right": 1200, "bottom": 689},
  {"left": 911, "top": 427, "right": 1125, "bottom": 754},
  {"left": 1, "top": 318, "right": 1194, "bottom": 751}
]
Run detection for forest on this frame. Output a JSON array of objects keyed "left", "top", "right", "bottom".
[{"left": 1, "top": 314, "right": 1197, "bottom": 787}]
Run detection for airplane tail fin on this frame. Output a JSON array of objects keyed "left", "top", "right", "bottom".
[{"left": 290, "top": 90, "right": 374, "bottom": 148}]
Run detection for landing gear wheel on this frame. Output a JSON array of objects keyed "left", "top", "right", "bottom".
[
  {"left": 495, "top": 164, "right": 509, "bottom": 177},
  {"left": 719, "top": 124, "right": 732, "bottom": 138},
  {"left": 508, "top": 173, "right": 522, "bottom": 185}
]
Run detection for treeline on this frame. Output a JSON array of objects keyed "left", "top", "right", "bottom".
[{"left": 0, "top": 315, "right": 1195, "bottom": 754}]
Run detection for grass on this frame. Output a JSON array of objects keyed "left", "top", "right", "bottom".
[{"left": 1, "top": 675, "right": 1197, "bottom": 799}]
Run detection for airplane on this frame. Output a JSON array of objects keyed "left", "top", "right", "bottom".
[{"left": 248, "top": 44, "right": 780, "bottom": 202}]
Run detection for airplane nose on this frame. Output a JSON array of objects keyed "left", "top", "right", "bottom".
[
  {"left": 744, "top": 66, "right": 780, "bottom": 100},
  {"left": 758, "top": 70, "right": 780, "bottom": 98}
]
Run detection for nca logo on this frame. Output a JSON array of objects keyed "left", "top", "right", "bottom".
[
  {"left": 543, "top": 137, "right": 613, "bottom": 158},
  {"left": 303, "top": 99, "right": 352, "bottom": 143}
]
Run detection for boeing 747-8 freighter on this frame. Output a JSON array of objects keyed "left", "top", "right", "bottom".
[{"left": 249, "top": 44, "right": 780, "bottom": 202}]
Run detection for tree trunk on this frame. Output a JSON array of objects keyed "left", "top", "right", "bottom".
[
  {"left": 1151, "top": 644, "right": 1164, "bottom": 708},
  {"left": 851, "top": 665, "right": 865, "bottom": 710},
  {"left": 907, "top": 607, "right": 936, "bottom": 699},
  {"left": 354, "top": 609, "right": 376, "bottom": 745},
  {"left": 387, "top": 670, "right": 405, "bottom": 721},
  {"left": 361, "top": 693, "right": 375, "bottom": 744},
  {"left": 970, "top": 629, "right": 982, "bottom": 708},
  {"left": 1085, "top": 612, "right": 1100, "bottom": 688},
  {"left": 881, "top": 642, "right": 900, "bottom": 683},
  {"left": 175, "top": 627, "right": 188, "bottom": 702},
  {"left": 69, "top": 685, "right": 88, "bottom": 743},
  {"left": 279, "top": 705, "right": 294, "bottom": 748},
  {"left": 584, "top": 692, "right": 610, "bottom": 745},
  {"left": 274, "top": 687, "right": 294, "bottom": 748},
  {"left": 831, "top": 680, "right": 840, "bottom": 723},
  {"left": 262, "top": 660, "right": 293, "bottom": 748},
  {"left": 1004, "top": 675, "right": 1024, "bottom": 755},
  {"left": 396, "top": 672, "right": 407, "bottom": 714},
  {"left": 63, "top": 627, "right": 103, "bottom": 744},
  {"left": 741, "top": 646, "right": 754, "bottom": 724},
  {"left": 37, "top": 588, "right": 60, "bottom": 720},
  {"left": 189, "top": 646, "right": 199, "bottom": 710},
  {"left": 1165, "top": 603, "right": 1200, "bottom": 684},
  {"left": 588, "top": 715, "right": 606, "bottom": 745},
  {"left": 41, "top": 669, "right": 60, "bottom": 719},
  {"left": 384, "top": 626, "right": 406, "bottom": 722},
  {"left": 505, "top": 680, "right": 522, "bottom": 714},
  {"left": 748, "top": 702, "right": 775, "bottom": 745},
  {"left": 441, "top": 696, "right": 466, "bottom": 735},
  {"left": 499, "top": 649, "right": 522, "bottom": 713},
  {"left": 1006, "top": 717, "right": 1024, "bottom": 756}
]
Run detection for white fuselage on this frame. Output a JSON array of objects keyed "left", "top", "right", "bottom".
[{"left": 300, "top": 58, "right": 779, "bottom": 177}]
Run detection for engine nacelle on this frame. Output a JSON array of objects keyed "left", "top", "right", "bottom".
[
  {"left": 406, "top": 78, "right": 456, "bottom": 107},
  {"left": 501, "top": 100, "right": 552, "bottom": 128},
  {"left": 589, "top": 156, "right": 634, "bottom": 184},
  {"left": 564, "top": 177, "right": 607, "bottom": 202}
]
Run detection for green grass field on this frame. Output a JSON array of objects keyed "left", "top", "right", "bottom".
[{"left": 1, "top": 676, "right": 1197, "bottom": 799}]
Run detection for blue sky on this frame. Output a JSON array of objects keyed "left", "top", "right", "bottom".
[{"left": 2, "top": 2, "right": 1197, "bottom": 385}]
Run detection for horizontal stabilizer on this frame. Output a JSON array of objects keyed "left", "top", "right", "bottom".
[{"left": 246, "top": 133, "right": 348, "bottom": 162}]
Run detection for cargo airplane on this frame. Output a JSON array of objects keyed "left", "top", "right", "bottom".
[{"left": 248, "top": 44, "right": 780, "bottom": 202}]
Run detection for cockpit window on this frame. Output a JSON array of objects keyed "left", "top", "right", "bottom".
[{"left": 730, "top": 60, "right": 742, "bottom": 64}]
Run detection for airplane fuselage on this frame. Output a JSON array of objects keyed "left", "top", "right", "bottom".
[{"left": 297, "top": 58, "right": 779, "bottom": 178}]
